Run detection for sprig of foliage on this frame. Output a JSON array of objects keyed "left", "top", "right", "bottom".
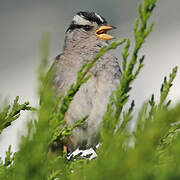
[
  {"left": 101, "top": 0, "right": 156, "bottom": 140},
  {"left": 0, "top": 96, "right": 35, "bottom": 134},
  {"left": 159, "top": 66, "right": 178, "bottom": 107},
  {"left": 0, "top": 146, "right": 14, "bottom": 179},
  {"left": 148, "top": 66, "right": 178, "bottom": 118},
  {"left": 49, "top": 115, "right": 88, "bottom": 146},
  {"left": 115, "top": 0, "right": 156, "bottom": 117}
]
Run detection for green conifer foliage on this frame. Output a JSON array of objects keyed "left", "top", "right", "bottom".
[{"left": 0, "top": 0, "right": 180, "bottom": 179}]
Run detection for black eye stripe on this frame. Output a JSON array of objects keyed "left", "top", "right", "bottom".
[
  {"left": 83, "top": 25, "right": 93, "bottom": 31},
  {"left": 66, "top": 24, "right": 92, "bottom": 32}
]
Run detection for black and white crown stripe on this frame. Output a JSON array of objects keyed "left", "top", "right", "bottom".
[
  {"left": 76, "top": 12, "right": 107, "bottom": 25},
  {"left": 73, "top": 14, "right": 92, "bottom": 26},
  {"left": 94, "top": 13, "right": 105, "bottom": 24},
  {"left": 66, "top": 11, "right": 107, "bottom": 32}
]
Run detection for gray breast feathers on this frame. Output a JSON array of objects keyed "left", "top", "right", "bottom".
[{"left": 52, "top": 52, "right": 121, "bottom": 151}]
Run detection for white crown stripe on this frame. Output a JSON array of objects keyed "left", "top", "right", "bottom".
[
  {"left": 95, "top": 13, "right": 104, "bottom": 23},
  {"left": 73, "top": 15, "right": 91, "bottom": 26}
]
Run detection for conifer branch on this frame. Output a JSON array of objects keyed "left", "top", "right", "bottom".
[
  {"left": 0, "top": 96, "right": 35, "bottom": 134},
  {"left": 101, "top": 0, "right": 156, "bottom": 138},
  {"left": 159, "top": 66, "right": 178, "bottom": 108}
]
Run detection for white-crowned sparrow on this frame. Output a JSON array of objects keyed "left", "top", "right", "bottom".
[{"left": 52, "top": 11, "right": 121, "bottom": 152}]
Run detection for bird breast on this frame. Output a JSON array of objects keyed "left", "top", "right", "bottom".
[{"left": 53, "top": 52, "right": 121, "bottom": 151}]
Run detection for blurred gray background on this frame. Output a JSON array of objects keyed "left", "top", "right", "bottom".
[{"left": 0, "top": 0, "right": 180, "bottom": 157}]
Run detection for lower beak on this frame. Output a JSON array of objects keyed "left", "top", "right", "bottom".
[{"left": 95, "top": 25, "right": 116, "bottom": 40}]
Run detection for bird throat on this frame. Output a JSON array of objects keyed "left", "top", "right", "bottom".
[{"left": 63, "top": 31, "right": 108, "bottom": 53}]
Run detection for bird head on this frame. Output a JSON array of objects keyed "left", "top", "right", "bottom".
[{"left": 66, "top": 11, "right": 116, "bottom": 41}]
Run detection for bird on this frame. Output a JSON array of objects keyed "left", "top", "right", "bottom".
[{"left": 51, "top": 11, "right": 121, "bottom": 153}]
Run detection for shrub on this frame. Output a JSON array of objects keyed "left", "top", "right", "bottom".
[{"left": 0, "top": 0, "right": 180, "bottom": 179}]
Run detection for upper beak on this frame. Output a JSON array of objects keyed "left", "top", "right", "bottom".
[{"left": 95, "top": 25, "right": 116, "bottom": 40}]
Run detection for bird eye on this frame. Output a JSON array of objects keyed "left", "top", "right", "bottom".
[{"left": 83, "top": 25, "right": 92, "bottom": 31}]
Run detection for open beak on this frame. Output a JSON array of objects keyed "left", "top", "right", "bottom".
[{"left": 95, "top": 25, "right": 116, "bottom": 40}]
